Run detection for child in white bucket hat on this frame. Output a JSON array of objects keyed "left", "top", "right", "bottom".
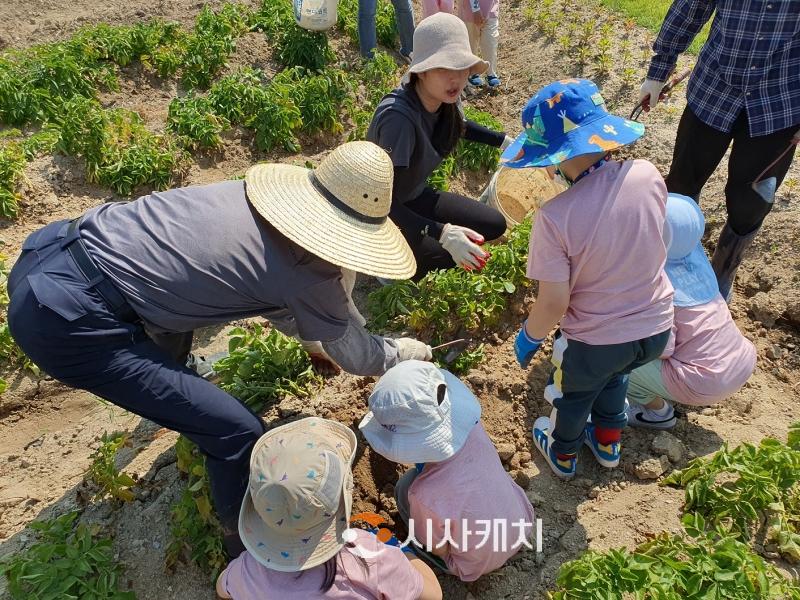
[
  {"left": 216, "top": 416, "right": 442, "bottom": 600},
  {"left": 626, "top": 194, "right": 756, "bottom": 429},
  {"left": 359, "top": 361, "right": 535, "bottom": 582}
]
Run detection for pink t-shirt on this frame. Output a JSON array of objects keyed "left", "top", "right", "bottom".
[
  {"left": 527, "top": 159, "right": 674, "bottom": 345},
  {"left": 457, "top": 0, "right": 500, "bottom": 22},
  {"left": 408, "top": 423, "right": 535, "bottom": 582},
  {"left": 221, "top": 530, "right": 423, "bottom": 600},
  {"left": 660, "top": 294, "right": 756, "bottom": 406}
]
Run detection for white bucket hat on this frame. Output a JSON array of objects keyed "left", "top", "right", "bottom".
[
  {"left": 408, "top": 13, "right": 488, "bottom": 76},
  {"left": 245, "top": 141, "right": 416, "bottom": 280},
  {"left": 359, "top": 360, "right": 481, "bottom": 464},
  {"left": 238, "top": 417, "right": 357, "bottom": 572}
]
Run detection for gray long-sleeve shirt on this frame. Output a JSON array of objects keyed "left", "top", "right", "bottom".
[{"left": 79, "top": 180, "right": 399, "bottom": 375}]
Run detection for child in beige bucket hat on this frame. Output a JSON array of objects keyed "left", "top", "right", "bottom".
[
  {"left": 216, "top": 416, "right": 442, "bottom": 600},
  {"left": 359, "top": 361, "right": 535, "bottom": 582}
]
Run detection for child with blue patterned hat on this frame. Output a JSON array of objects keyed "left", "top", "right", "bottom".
[
  {"left": 505, "top": 79, "right": 675, "bottom": 479},
  {"left": 216, "top": 416, "right": 442, "bottom": 600}
]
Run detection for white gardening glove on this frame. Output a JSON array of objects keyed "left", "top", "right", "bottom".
[
  {"left": 439, "top": 223, "right": 490, "bottom": 271},
  {"left": 395, "top": 338, "right": 433, "bottom": 362},
  {"left": 639, "top": 78, "right": 666, "bottom": 111}
]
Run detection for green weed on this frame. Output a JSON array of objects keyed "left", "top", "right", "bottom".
[
  {"left": 274, "top": 22, "right": 335, "bottom": 71},
  {"left": 455, "top": 107, "right": 504, "bottom": 172},
  {"left": 427, "top": 154, "right": 456, "bottom": 191},
  {"left": 166, "top": 436, "right": 227, "bottom": 579},
  {"left": 274, "top": 67, "right": 352, "bottom": 134},
  {"left": 551, "top": 522, "right": 800, "bottom": 599},
  {"left": 367, "top": 219, "right": 531, "bottom": 344},
  {"left": 167, "top": 94, "right": 230, "bottom": 149},
  {"left": 662, "top": 425, "right": 800, "bottom": 562},
  {"left": 214, "top": 324, "right": 321, "bottom": 413},
  {"left": 0, "top": 511, "right": 135, "bottom": 600},
  {"left": 0, "top": 141, "right": 26, "bottom": 218},
  {"left": 86, "top": 431, "right": 137, "bottom": 504},
  {"left": 55, "top": 96, "right": 185, "bottom": 196}
]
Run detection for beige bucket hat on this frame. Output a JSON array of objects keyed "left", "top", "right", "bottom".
[
  {"left": 408, "top": 12, "right": 488, "bottom": 76},
  {"left": 245, "top": 141, "right": 416, "bottom": 280},
  {"left": 238, "top": 417, "right": 357, "bottom": 572}
]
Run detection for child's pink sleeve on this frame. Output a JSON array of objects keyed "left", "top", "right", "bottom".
[
  {"left": 374, "top": 544, "right": 425, "bottom": 600},
  {"left": 527, "top": 211, "right": 570, "bottom": 282}
]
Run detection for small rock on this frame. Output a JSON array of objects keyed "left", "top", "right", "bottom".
[
  {"left": 528, "top": 491, "right": 545, "bottom": 506},
  {"left": 633, "top": 455, "right": 670, "bottom": 480},
  {"left": 7, "top": 454, "right": 18, "bottom": 462},
  {"left": 518, "top": 451, "right": 532, "bottom": 466},
  {"left": 510, "top": 382, "right": 525, "bottom": 395},
  {"left": 610, "top": 483, "right": 621, "bottom": 492},
  {"left": 588, "top": 486, "right": 602, "bottom": 499},
  {"left": 749, "top": 292, "right": 782, "bottom": 328},
  {"left": 20, "top": 459, "right": 32, "bottom": 469},
  {"left": 701, "top": 407, "right": 715, "bottom": 416},
  {"left": 766, "top": 344, "right": 784, "bottom": 360},
  {"left": 467, "top": 373, "right": 488, "bottom": 386},
  {"left": 512, "top": 470, "right": 531, "bottom": 489},
  {"left": 652, "top": 431, "right": 685, "bottom": 463},
  {"left": 497, "top": 443, "right": 516, "bottom": 463}
]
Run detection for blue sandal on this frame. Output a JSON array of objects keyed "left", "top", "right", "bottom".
[
  {"left": 487, "top": 75, "right": 501, "bottom": 87},
  {"left": 468, "top": 74, "right": 484, "bottom": 87}
]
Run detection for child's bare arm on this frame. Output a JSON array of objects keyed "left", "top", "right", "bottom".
[
  {"left": 406, "top": 556, "right": 443, "bottom": 600},
  {"left": 215, "top": 569, "right": 232, "bottom": 599},
  {"left": 526, "top": 280, "right": 570, "bottom": 339}
]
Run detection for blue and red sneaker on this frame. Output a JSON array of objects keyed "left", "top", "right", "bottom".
[
  {"left": 532, "top": 416, "right": 577, "bottom": 479},
  {"left": 584, "top": 422, "right": 621, "bottom": 468}
]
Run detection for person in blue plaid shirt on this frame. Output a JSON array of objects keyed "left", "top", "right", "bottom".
[{"left": 640, "top": 0, "right": 800, "bottom": 302}]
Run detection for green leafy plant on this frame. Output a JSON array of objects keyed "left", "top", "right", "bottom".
[
  {"left": 446, "top": 344, "right": 485, "bottom": 375},
  {"left": 595, "top": 23, "right": 614, "bottom": 74},
  {"left": 0, "top": 511, "right": 135, "bottom": 599},
  {"left": 214, "top": 324, "right": 322, "bottom": 413},
  {"left": 167, "top": 94, "right": 230, "bottom": 149},
  {"left": 181, "top": 3, "right": 251, "bottom": 89},
  {"left": 86, "top": 431, "right": 137, "bottom": 503},
  {"left": 0, "top": 141, "right": 26, "bottom": 218},
  {"left": 166, "top": 435, "right": 227, "bottom": 579},
  {"left": 375, "top": 0, "right": 398, "bottom": 46},
  {"left": 274, "top": 66, "right": 352, "bottom": 134},
  {"left": 550, "top": 520, "right": 800, "bottom": 599},
  {"left": 208, "top": 68, "right": 303, "bottom": 152},
  {"left": 454, "top": 106, "right": 504, "bottom": 172},
  {"left": 55, "top": 96, "right": 185, "bottom": 196},
  {"left": 251, "top": 0, "right": 295, "bottom": 36},
  {"left": 367, "top": 219, "right": 531, "bottom": 345},
  {"left": 274, "top": 22, "right": 336, "bottom": 71},
  {"left": 347, "top": 51, "right": 399, "bottom": 140},
  {"left": 662, "top": 424, "right": 800, "bottom": 562},
  {"left": 427, "top": 154, "right": 457, "bottom": 191}
]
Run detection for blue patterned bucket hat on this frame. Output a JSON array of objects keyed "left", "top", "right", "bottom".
[
  {"left": 663, "top": 193, "right": 719, "bottom": 307},
  {"left": 501, "top": 79, "right": 645, "bottom": 168}
]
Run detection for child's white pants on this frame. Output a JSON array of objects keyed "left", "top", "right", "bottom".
[{"left": 466, "top": 17, "right": 499, "bottom": 77}]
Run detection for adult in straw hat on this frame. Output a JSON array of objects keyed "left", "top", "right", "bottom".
[
  {"left": 7, "top": 141, "right": 432, "bottom": 556},
  {"left": 367, "top": 12, "right": 514, "bottom": 280},
  {"left": 216, "top": 417, "right": 442, "bottom": 598}
]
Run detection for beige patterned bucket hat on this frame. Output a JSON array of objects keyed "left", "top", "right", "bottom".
[
  {"left": 238, "top": 417, "right": 357, "bottom": 572},
  {"left": 245, "top": 141, "right": 416, "bottom": 280}
]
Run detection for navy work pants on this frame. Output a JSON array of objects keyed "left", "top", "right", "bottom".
[{"left": 7, "top": 220, "right": 265, "bottom": 545}]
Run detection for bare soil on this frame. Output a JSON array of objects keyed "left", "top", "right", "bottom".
[{"left": 1, "top": 0, "right": 799, "bottom": 598}]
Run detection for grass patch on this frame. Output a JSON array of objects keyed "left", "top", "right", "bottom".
[{"left": 598, "top": 0, "right": 710, "bottom": 54}]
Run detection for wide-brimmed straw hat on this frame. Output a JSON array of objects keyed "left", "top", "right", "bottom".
[
  {"left": 245, "top": 141, "right": 416, "bottom": 280},
  {"left": 359, "top": 360, "right": 481, "bottom": 464},
  {"left": 663, "top": 193, "right": 719, "bottom": 307},
  {"left": 408, "top": 13, "right": 488, "bottom": 76},
  {"left": 238, "top": 417, "right": 357, "bottom": 572}
]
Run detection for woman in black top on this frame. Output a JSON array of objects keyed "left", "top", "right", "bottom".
[{"left": 367, "top": 12, "right": 509, "bottom": 280}]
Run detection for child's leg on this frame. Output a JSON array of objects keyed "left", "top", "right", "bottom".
[
  {"left": 627, "top": 359, "right": 679, "bottom": 429},
  {"left": 465, "top": 21, "right": 481, "bottom": 56},
  {"left": 481, "top": 17, "right": 499, "bottom": 77}
]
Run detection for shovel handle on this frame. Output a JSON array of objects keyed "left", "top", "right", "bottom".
[
  {"left": 431, "top": 338, "right": 468, "bottom": 351},
  {"left": 629, "top": 68, "right": 692, "bottom": 121},
  {"left": 752, "top": 141, "right": 799, "bottom": 186}
]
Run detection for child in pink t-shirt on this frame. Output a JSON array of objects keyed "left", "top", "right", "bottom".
[
  {"left": 625, "top": 193, "right": 756, "bottom": 429},
  {"left": 359, "top": 361, "right": 535, "bottom": 582},
  {"left": 421, "top": 0, "right": 453, "bottom": 18},
  {"left": 216, "top": 417, "right": 442, "bottom": 600},
  {"left": 460, "top": 0, "right": 501, "bottom": 87},
  {"left": 501, "top": 79, "right": 674, "bottom": 479}
]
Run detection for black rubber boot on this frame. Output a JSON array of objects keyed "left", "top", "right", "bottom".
[{"left": 710, "top": 221, "right": 759, "bottom": 303}]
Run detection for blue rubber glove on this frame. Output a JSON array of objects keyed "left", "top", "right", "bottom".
[{"left": 515, "top": 323, "right": 544, "bottom": 368}]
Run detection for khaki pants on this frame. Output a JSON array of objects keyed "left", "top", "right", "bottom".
[{"left": 466, "top": 17, "right": 499, "bottom": 77}]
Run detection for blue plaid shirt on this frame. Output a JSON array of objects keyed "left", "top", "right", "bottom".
[{"left": 647, "top": 0, "right": 800, "bottom": 136}]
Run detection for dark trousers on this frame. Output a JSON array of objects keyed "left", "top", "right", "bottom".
[
  {"left": 666, "top": 107, "right": 799, "bottom": 235},
  {"left": 7, "top": 221, "right": 266, "bottom": 536},
  {"left": 403, "top": 187, "right": 507, "bottom": 280},
  {"left": 547, "top": 330, "right": 670, "bottom": 455}
]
